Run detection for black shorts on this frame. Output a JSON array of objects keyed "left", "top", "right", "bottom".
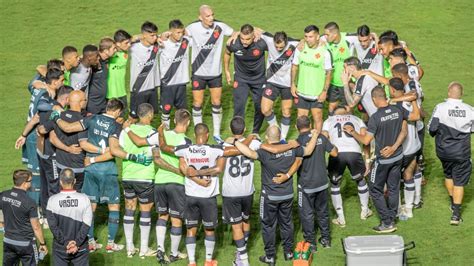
[
  {"left": 402, "top": 153, "right": 417, "bottom": 171},
  {"left": 191, "top": 75, "right": 222, "bottom": 91},
  {"left": 441, "top": 159, "right": 472, "bottom": 186},
  {"left": 262, "top": 83, "right": 292, "bottom": 101},
  {"left": 154, "top": 183, "right": 185, "bottom": 218},
  {"left": 3, "top": 240, "right": 37, "bottom": 266},
  {"left": 222, "top": 195, "right": 253, "bottom": 224},
  {"left": 129, "top": 88, "right": 159, "bottom": 118},
  {"left": 122, "top": 180, "right": 154, "bottom": 204},
  {"left": 328, "top": 152, "right": 366, "bottom": 181},
  {"left": 295, "top": 96, "right": 323, "bottom": 110},
  {"left": 327, "top": 84, "right": 346, "bottom": 103},
  {"left": 184, "top": 196, "right": 218, "bottom": 229},
  {"left": 160, "top": 84, "right": 187, "bottom": 113}
]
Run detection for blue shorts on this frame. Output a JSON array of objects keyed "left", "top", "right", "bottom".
[
  {"left": 22, "top": 133, "right": 39, "bottom": 173},
  {"left": 82, "top": 161, "right": 120, "bottom": 204}
]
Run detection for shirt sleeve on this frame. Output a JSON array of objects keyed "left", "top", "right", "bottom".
[
  {"left": 345, "top": 33, "right": 359, "bottom": 46},
  {"left": 79, "top": 115, "right": 93, "bottom": 130},
  {"left": 322, "top": 120, "right": 329, "bottom": 132},
  {"left": 27, "top": 199, "right": 38, "bottom": 219},
  {"left": 292, "top": 49, "right": 300, "bottom": 65},
  {"left": 174, "top": 144, "right": 189, "bottom": 157},
  {"left": 294, "top": 146, "right": 305, "bottom": 157},
  {"left": 358, "top": 117, "right": 367, "bottom": 129},
  {"left": 78, "top": 130, "right": 88, "bottom": 142},
  {"left": 354, "top": 77, "right": 366, "bottom": 96},
  {"left": 367, "top": 115, "right": 377, "bottom": 135},
  {"left": 261, "top": 33, "right": 273, "bottom": 47},
  {"left": 212, "top": 144, "right": 224, "bottom": 158},
  {"left": 322, "top": 136, "right": 335, "bottom": 153},
  {"left": 428, "top": 104, "right": 441, "bottom": 137},
  {"left": 256, "top": 149, "right": 267, "bottom": 162},
  {"left": 110, "top": 122, "right": 122, "bottom": 139},
  {"left": 401, "top": 104, "right": 410, "bottom": 120},
  {"left": 249, "top": 139, "right": 262, "bottom": 151},
  {"left": 185, "top": 24, "right": 192, "bottom": 37},
  {"left": 324, "top": 49, "right": 334, "bottom": 70},
  {"left": 222, "top": 22, "right": 234, "bottom": 36},
  {"left": 146, "top": 130, "right": 159, "bottom": 146}
]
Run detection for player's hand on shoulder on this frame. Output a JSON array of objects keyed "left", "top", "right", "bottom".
[
  {"left": 287, "top": 139, "right": 300, "bottom": 148},
  {"left": 226, "top": 31, "right": 239, "bottom": 46},
  {"left": 297, "top": 39, "right": 305, "bottom": 51}
]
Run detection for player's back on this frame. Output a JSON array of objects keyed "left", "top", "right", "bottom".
[{"left": 323, "top": 114, "right": 365, "bottom": 153}]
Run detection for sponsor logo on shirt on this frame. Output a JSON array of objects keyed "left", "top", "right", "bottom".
[
  {"left": 381, "top": 112, "right": 400, "bottom": 122},
  {"left": 59, "top": 198, "right": 79, "bottom": 207},
  {"left": 2, "top": 196, "right": 21, "bottom": 207},
  {"left": 166, "top": 54, "right": 186, "bottom": 64},
  {"left": 448, "top": 108, "right": 466, "bottom": 117},
  {"left": 189, "top": 146, "right": 207, "bottom": 156},
  {"left": 198, "top": 43, "right": 216, "bottom": 50}
]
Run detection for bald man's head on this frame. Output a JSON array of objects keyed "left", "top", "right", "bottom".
[
  {"left": 265, "top": 125, "right": 281, "bottom": 143},
  {"left": 448, "top": 82, "right": 463, "bottom": 99},
  {"left": 68, "top": 90, "right": 86, "bottom": 110},
  {"left": 199, "top": 5, "right": 214, "bottom": 27}
]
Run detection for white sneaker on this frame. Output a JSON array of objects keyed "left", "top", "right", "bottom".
[
  {"left": 139, "top": 248, "right": 157, "bottom": 259},
  {"left": 360, "top": 209, "right": 373, "bottom": 220},
  {"left": 88, "top": 240, "right": 103, "bottom": 252},
  {"left": 332, "top": 217, "right": 346, "bottom": 228},
  {"left": 106, "top": 242, "right": 124, "bottom": 253},
  {"left": 127, "top": 247, "right": 139, "bottom": 258}
]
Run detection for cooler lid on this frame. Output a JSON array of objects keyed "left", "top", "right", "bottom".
[{"left": 344, "top": 235, "right": 405, "bottom": 254}]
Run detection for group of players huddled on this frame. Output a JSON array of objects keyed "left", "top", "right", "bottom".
[{"left": 2, "top": 4, "right": 473, "bottom": 266}]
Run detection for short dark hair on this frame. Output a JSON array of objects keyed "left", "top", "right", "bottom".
[
  {"left": 296, "top": 115, "right": 311, "bottom": 130},
  {"left": 141, "top": 21, "right": 158, "bottom": 33},
  {"left": 379, "top": 30, "right": 399, "bottom": 45},
  {"left": 304, "top": 25, "right": 319, "bottom": 34},
  {"left": 114, "top": 29, "right": 132, "bottom": 42},
  {"left": 357, "top": 25, "right": 370, "bottom": 37},
  {"left": 389, "top": 77, "right": 405, "bottom": 91},
  {"left": 169, "top": 19, "right": 184, "bottom": 29},
  {"left": 344, "top": 56, "right": 362, "bottom": 70},
  {"left": 175, "top": 109, "right": 190, "bottom": 125},
  {"left": 240, "top": 24, "right": 254, "bottom": 35},
  {"left": 273, "top": 31, "right": 288, "bottom": 44},
  {"left": 106, "top": 98, "right": 124, "bottom": 112},
  {"left": 230, "top": 116, "right": 245, "bottom": 135},
  {"left": 99, "top": 37, "right": 115, "bottom": 52},
  {"left": 59, "top": 168, "right": 75, "bottom": 185},
  {"left": 389, "top": 48, "right": 407, "bottom": 60},
  {"left": 324, "top": 22, "right": 339, "bottom": 31},
  {"left": 392, "top": 63, "right": 409, "bottom": 76},
  {"left": 194, "top": 123, "right": 209, "bottom": 136},
  {"left": 47, "top": 59, "right": 64, "bottom": 72},
  {"left": 13, "top": 169, "right": 32, "bottom": 186},
  {"left": 137, "top": 103, "right": 154, "bottom": 118},
  {"left": 57, "top": 85, "right": 73, "bottom": 99},
  {"left": 62, "top": 46, "right": 77, "bottom": 57},
  {"left": 371, "top": 85, "right": 386, "bottom": 99},
  {"left": 45, "top": 69, "right": 63, "bottom": 84},
  {"left": 83, "top": 44, "right": 98, "bottom": 54}
]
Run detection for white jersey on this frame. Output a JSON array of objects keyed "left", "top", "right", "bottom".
[
  {"left": 354, "top": 74, "right": 379, "bottom": 116},
  {"left": 70, "top": 63, "right": 91, "bottom": 94},
  {"left": 174, "top": 143, "right": 224, "bottom": 198},
  {"left": 129, "top": 41, "right": 160, "bottom": 92},
  {"left": 323, "top": 114, "right": 366, "bottom": 153},
  {"left": 186, "top": 20, "right": 233, "bottom": 77},
  {"left": 351, "top": 40, "right": 384, "bottom": 75},
  {"left": 407, "top": 64, "right": 420, "bottom": 81},
  {"left": 404, "top": 79, "right": 424, "bottom": 130},
  {"left": 222, "top": 139, "right": 261, "bottom": 197},
  {"left": 397, "top": 102, "right": 421, "bottom": 155},
  {"left": 261, "top": 33, "right": 299, "bottom": 88},
  {"left": 159, "top": 37, "right": 190, "bottom": 86}
]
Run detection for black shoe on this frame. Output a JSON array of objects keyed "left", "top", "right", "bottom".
[
  {"left": 373, "top": 222, "right": 397, "bottom": 233},
  {"left": 450, "top": 214, "right": 462, "bottom": 226},
  {"left": 318, "top": 238, "right": 331, "bottom": 248},
  {"left": 284, "top": 252, "right": 293, "bottom": 261},
  {"left": 259, "top": 255, "right": 275, "bottom": 266},
  {"left": 413, "top": 199, "right": 424, "bottom": 209},
  {"left": 156, "top": 249, "right": 169, "bottom": 264},
  {"left": 309, "top": 243, "right": 317, "bottom": 253}
]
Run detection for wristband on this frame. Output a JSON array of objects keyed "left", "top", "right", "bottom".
[
  {"left": 286, "top": 173, "right": 290, "bottom": 179},
  {"left": 232, "top": 138, "right": 238, "bottom": 145},
  {"left": 90, "top": 157, "right": 96, "bottom": 164},
  {"left": 98, "top": 147, "right": 102, "bottom": 154},
  {"left": 39, "top": 242, "right": 46, "bottom": 246},
  {"left": 21, "top": 133, "right": 27, "bottom": 138},
  {"left": 124, "top": 127, "right": 131, "bottom": 133}
]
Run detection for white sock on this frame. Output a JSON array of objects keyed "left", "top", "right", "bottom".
[
  {"left": 280, "top": 116, "right": 291, "bottom": 140},
  {"left": 139, "top": 211, "right": 151, "bottom": 253},
  {"left": 265, "top": 112, "right": 277, "bottom": 126},
  {"left": 211, "top": 104, "right": 222, "bottom": 137},
  {"left": 123, "top": 209, "right": 135, "bottom": 250},
  {"left": 205, "top": 235, "right": 216, "bottom": 260},
  {"left": 186, "top": 236, "right": 196, "bottom": 263},
  {"left": 357, "top": 178, "right": 370, "bottom": 210},
  {"left": 330, "top": 184, "right": 344, "bottom": 220},
  {"left": 192, "top": 106, "right": 202, "bottom": 126},
  {"left": 170, "top": 226, "right": 182, "bottom": 257},
  {"left": 404, "top": 178, "right": 415, "bottom": 209},
  {"left": 155, "top": 219, "right": 167, "bottom": 252},
  {"left": 414, "top": 171, "right": 422, "bottom": 204},
  {"left": 161, "top": 113, "right": 171, "bottom": 129}
]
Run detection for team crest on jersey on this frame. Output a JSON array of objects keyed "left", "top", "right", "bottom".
[
  {"left": 315, "top": 53, "right": 321, "bottom": 59},
  {"left": 193, "top": 80, "right": 200, "bottom": 88},
  {"left": 265, "top": 88, "right": 272, "bottom": 96},
  {"left": 123, "top": 53, "right": 128, "bottom": 59},
  {"left": 252, "top": 49, "right": 261, "bottom": 56},
  {"left": 181, "top": 41, "right": 188, "bottom": 49},
  {"left": 285, "top": 49, "right": 293, "bottom": 57},
  {"left": 164, "top": 104, "right": 171, "bottom": 111},
  {"left": 370, "top": 47, "right": 377, "bottom": 55},
  {"left": 233, "top": 81, "right": 239, "bottom": 89},
  {"left": 339, "top": 47, "right": 345, "bottom": 53},
  {"left": 153, "top": 45, "right": 159, "bottom": 53},
  {"left": 213, "top": 30, "right": 220, "bottom": 39}
]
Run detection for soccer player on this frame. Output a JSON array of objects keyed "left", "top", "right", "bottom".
[
  {"left": 1, "top": 170, "right": 48, "bottom": 266},
  {"left": 235, "top": 125, "right": 319, "bottom": 265},
  {"left": 86, "top": 37, "right": 116, "bottom": 114},
  {"left": 344, "top": 86, "right": 408, "bottom": 233},
  {"left": 350, "top": 25, "right": 383, "bottom": 75},
  {"left": 62, "top": 46, "right": 81, "bottom": 86},
  {"left": 323, "top": 22, "right": 358, "bottom": 114},
  {"left": 159, "top": 19, "right": 190, "bottom": 128},
  {"left": 129, "top": 21, "right": 161, "bottom": 118},
  {"left": 428, "top": 82, "right": 473, "bottom": 225},
  {"left": 388, "top": 48, "right": 421, "bottom": 81},
  {"left": 322, "top": 107, "right": 372, "bottom": 227},
  {"left": 15, "top": 69, "right": 64, "bottom": 213},
  {"left": 388, "top": 78, "right": 421, "bottom": 220},
  {"left": 259, "top": 31, "right": 299, "bottom": 139},
  {"left": 122, "top": 109, "right": 192, "bottom": 263},
  {"left": 186, "top": 5, "right": 234, "bottom": 142},
  {"left": 46, "top": 168, "right": 92, "bottom": 266},
  {"left": 108, "top": 29, "right": 132, "bottom": 120},
  {"left": 224, "top": 24, "right": 268, "bottom": 134},
  {"left": 70, "top": 45, "right": 99, "bottom": 93},
  {"left": 291, "top": 25, "right": 333, "bottom": 133}
]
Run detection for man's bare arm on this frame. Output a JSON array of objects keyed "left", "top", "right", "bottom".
[
  {"left": 153, "top": 147, "right": 181, "bottom": 175},
  {"left": 194, "top": 157, "right": 226, "bottom": 176},
  {"left": 56, "top": 119, "right": 84, "bottom": 133},
  {"left": 234, "top": 140, "right": 258, "bottom": 160}
]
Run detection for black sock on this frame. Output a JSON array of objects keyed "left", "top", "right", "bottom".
[{"left": 452, "top": 204, "right": 461, "bottom": 216}]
